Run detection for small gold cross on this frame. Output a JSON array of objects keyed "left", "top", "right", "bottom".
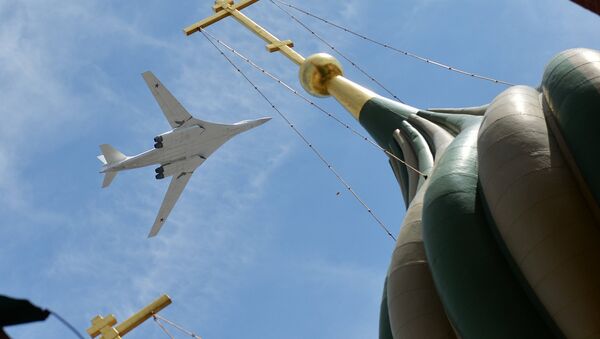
[
  {"left": 86, "top": 295, "right": 172, "bottom": 338},
  {"left": 86, "top": 315, "right": 118, "bottom": 338}
]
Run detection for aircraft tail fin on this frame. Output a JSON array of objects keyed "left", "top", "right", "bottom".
[
  {"left": 102, "top": 171, "right": 118, "bottom": 188},
  {"left": 99, "top": 144, "right": 127, "bottom": 164},
  {"left": 98, "top": 144, "right": 126, "bottom": 188}
]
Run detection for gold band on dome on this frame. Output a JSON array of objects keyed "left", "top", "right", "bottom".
[
  {"left": 186, "top": 3, "right": 375, "bottom": 120},
  {"left": 299, "top": 53, "right": 376, "bottom": 119},
  {"left": 327, "top": 76, "right": 377, "bottom": 120}
]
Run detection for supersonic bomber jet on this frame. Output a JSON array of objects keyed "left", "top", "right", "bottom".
[{"left": 97, "top": 71, "right": 271, "bottom": 237}]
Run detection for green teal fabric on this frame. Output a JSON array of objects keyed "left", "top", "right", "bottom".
[
  {"left": 407, "top": 115, "right": 454, "bottom": 160},
  {"left": 388, "top": 141, "right": 409, "bottom": 205},
  {"left": 422, "top": 123, "right": 555, "bottom": 339},
  {"left": 388, "top": 160, "right": 408, "bottom": 207},
  {"left": 479, "top": 189, "right": 566, "bottom": 339},
  {"left": 399, "top": 121, "right": 434, "bottom": 186},
  {"left": 359, "top": 96, "right": 417, "bottom": 203},
  {"left": 416, "top": 110, "right": 481, "bottom": 135},
  {"left": 542, "top": 48, "right": 600, "bottom": 207},
  {"left": 359, "top": 96, "right": 415, "bottom": 148},
  {"left": 378, "top": 277, "right": 394, "bottom": 339}
]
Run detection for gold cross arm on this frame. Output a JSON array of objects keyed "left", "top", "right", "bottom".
[
  {"left": 114, "top": 294, "right": 172, "bottom": 337},
  {"left": 266, "top": 39, "right": 293, "bottom": 52},
  {"left": 86, "top": 295, "right": 172, "bottom": 339},
  {"left": 87, "top": 315, "right": 117, "bottom": 338},
  {"left": 184, "top": 0, "right": 305, "bottom": 65},
  {"left": 184, "top": 0, "right": 258, "bottom": 35}
]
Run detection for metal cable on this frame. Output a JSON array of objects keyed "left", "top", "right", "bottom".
[
  {"left": 49, "top": 311, "right": 85, "bottom": 339},
  {"left": 153, "top": 315, "right": 175, "bottom": 339},
  {"left": 269, "top": 0, "right": 406, "bottom": 103},
  {"left": 200, "top": 29, "right": 427, "bottom": 178},
  {"left": 153, "top": 314, "right": 203, "bottom": 338},
  {"left": 272, "top": 0, "right": 515, "bottom": 86},
  {"left": 199, "top": 28, "right": 397, "bottom": 241}
]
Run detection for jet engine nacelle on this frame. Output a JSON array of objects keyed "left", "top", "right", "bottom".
[
  {"left": 154, "top": 160, "right": 186, "bottom": 180},
  {"left": 153, "top": 125, "right": 204, "bottom": 149}
]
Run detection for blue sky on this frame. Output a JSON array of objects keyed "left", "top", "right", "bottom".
[{"left": 0, "top": 1, "right": 598, "bottom": 338}]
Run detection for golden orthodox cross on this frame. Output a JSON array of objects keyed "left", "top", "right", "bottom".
[
  {"left": 184, "top": 0, "right": 369, "bottom": 119},
  {"left": 183, "top": 0, "right": 305, "bottom": 65}
]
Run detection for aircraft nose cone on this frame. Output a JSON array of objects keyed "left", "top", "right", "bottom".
[
  {"left": 255, "top": 117, "right": 272, "bottom": 125},
  {"left": 241, "top": 116, "right": 272, "bottom": 129},
  {"left": 233, "top": 116, "right": 272, "bottom": 134}
]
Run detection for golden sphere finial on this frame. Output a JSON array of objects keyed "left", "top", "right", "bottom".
[{"left": 299, "top": 53, "right": 344, "bottom": 97}]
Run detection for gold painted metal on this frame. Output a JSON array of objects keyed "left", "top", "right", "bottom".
[
  {"left": 115, "top": 295, "right": 171, "bottom": 336},
  {"left": 266, "top": 39, "right": 294, "bottom": 52},
  {"left": 185, "top": 3, "right": 377, "bottom": 120},
  {"left": 184, "top": 0, "right": 258, "bottom": 34},
  {"left": 86, "top": 294, "right": 172, "bottom": 339},
  {"left": 299, "top": 53, "right": 343, "bottom": 96},
  {"left": 328, "top": 76, "right": 377, "bottom": 120},
  {"left": 87, "top": 315, "right": 117, "bottom": 338},
  {"left": 184, "top": 0, "right": 305, "bottom": 65},
  {"left": 299, "top": 53, "right": 376, "bottom": 119},
  {"left": 99, "top": 327, "right": 120, "bottom": 339},
  {"left": 213, "top": 0, "right": 234, "bottom": 12}
]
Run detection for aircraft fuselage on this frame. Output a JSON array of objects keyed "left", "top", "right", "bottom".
[{"left": 101, "top": 121, "right": 253, "bottom": 177}]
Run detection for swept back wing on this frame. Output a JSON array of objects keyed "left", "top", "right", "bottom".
[
  {"left": 148, "top": 172, "right": 193, "bottom": 237},
  {"left": 147, "top": 156, "right": 205, "bottom": 237},
  {"left": 142, "top": 71, "right": 193, "bottom": 128}
]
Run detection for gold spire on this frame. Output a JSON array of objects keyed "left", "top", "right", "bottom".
[
  {"left": 299, "top": 53, "right": 377, "bottom": 119},
  {"left": 184, "top": 1, "right": 377, "bottom": 120}
]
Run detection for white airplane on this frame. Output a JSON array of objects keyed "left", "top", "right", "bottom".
[{"left": 97, "top": 71, "right": 271, "bottom": 237}]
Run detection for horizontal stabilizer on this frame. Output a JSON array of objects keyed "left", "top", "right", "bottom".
[
  {"left": 99, "top": 144, "right": 127, "bottom": 164},
  {"left": 97, "top": 155, "right": 107, "bottom": 164},
  {"left": 102, "top": 171, "right": 118, "bottom": 188}
]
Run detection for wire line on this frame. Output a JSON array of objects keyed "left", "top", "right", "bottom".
[
  {"left": 270, "top": 0, "right": 405, "bottom": 103},
  {"left": 199, "top": 29, "right": 427, "bottom": 178},
  {"left": 153, "top": 314, "right": 203, "bottom": 338},
  {"left": 153, "top": 315, "right": 175, "bottom": 339},
  {"left": 199, "top": 28, "right": 397, "bottom": 241},
  {"left": 272, "top": 0, "right": 515, "bottom": 86},
  {"left": 50, "top": 311, "right": 85, "bottom": 339}
]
